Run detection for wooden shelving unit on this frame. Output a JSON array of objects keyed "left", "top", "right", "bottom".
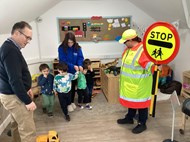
[
  {"left": 91, "top": 59, "right": 101, "bottom": 93},
  {"left": 181, "top": 70, "right": 190, "bottom": 98},
  {"left": 52, "top": 59, "right": 59, "bottom": 75}
]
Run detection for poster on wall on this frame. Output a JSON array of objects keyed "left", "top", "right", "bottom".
[{"left": 58, "top": 16, "right": 131, "bottom": 42}]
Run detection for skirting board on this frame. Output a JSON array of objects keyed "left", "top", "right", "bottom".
[{"left": 0, "top": 114, "right": 11, "bottom": 135}]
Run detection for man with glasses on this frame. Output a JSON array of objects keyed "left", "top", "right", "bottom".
[{"left": 0, "top": 21, "right": 36, "bottom": 142}]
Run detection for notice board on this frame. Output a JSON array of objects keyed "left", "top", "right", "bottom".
[{"left": 58, "top": 16, "right": 131, "bottom": 42}]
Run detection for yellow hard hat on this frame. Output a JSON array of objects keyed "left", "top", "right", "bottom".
[{"left": 119, "top": 29, "right": 137, "bottom": 44}]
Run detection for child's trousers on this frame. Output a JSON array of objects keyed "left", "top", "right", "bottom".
[
  {"left": 77, "top": 88, "right": 89, "bottom": 104},
  {"left": 42, "top": 94, "right": 55, "bottom": 113},
  {"left": 57, "top": 92, "right": 71, "bottom": 116}
]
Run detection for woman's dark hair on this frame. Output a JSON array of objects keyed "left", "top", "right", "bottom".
[
  {"left": 57, "top": 63, "right": 68, "bottom": 72},
  {"left": 131, "top": 36, "right": 141, "bottom": 42},
  {"left": 60, "top": 32, "right": 81, "bottom": 52},
  {"left": 11, "top": 21, "right": 32, "bottom": 35},
  {"left": 39, "top": 64, "right": 49, "bottom": 71}
]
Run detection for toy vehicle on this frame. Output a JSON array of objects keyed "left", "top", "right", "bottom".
[{"left": 36, "top": 130, "right": 60, "bottom": 142}]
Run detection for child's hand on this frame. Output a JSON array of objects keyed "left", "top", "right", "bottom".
[
  {"left": 54, "top": 91, "right": 58, "bottom": 96},
  {"left": 74, "top": 65, "right": 79, "bottom": 71},
  {"left": 43, "top": 74, "right": 48, "bottom": 78},
  {"left": 79, "top": 66, "right": 83, "bottom": 71}
]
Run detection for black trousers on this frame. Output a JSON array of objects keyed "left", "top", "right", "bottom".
[
  {"left": 71, "top": 79, "right": 77, "bottom": 103},
  {"left": 57, "top": 92, "right": 71, "bottom": 116},
  {"left": 77, "top": 88, "right": 89, "bottom": 104},
  {"left": 126, "top": 108, "right": 148, "bottom": 125}
]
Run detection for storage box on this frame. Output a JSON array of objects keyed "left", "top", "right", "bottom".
[{"left": 101, "top": 69, "right": 120, "bottom": 104}]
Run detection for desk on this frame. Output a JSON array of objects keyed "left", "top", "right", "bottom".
[{"left": 101, "top": 69, "right": 120, "bottom": 104}]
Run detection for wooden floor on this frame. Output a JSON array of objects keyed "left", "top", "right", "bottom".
[{"left": 1, "top": 92, "right": 190, "bottom": 142}]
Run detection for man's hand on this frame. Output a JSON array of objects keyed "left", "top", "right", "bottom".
[
  {"left": 27, "top": 89, "right": 34, "bottom": 99},
  {"left": 25, "top": 101, "right": 37, "bottom": 111}
]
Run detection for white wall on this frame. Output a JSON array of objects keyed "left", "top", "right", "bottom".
[
  {"left": 0, "top": 34, "right": 10, "bottom": 45},
  {"left": 37, "top": 0, "right": 155, "bottom": 60},
  {"left": 0, "top": 22, "right": 41, "bottom": 74},
  {"left": 23, "top": 0, "right": 155, "bottom": 75},
  {"left": 22, "top": 21, "right": 40, "bottom": 63},
  {"left": 171, "top": 29, "right": 190, "bottom": 81},
  {"left": 0, "top": 22, "right": 40, "bottom": 63},
  {"left": 8, "top": 0, "right": 190, "bottom": 81}
]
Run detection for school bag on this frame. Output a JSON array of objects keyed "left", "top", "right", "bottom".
[{"left": 160, "top": 80, "right": 182, "bottom": 95}]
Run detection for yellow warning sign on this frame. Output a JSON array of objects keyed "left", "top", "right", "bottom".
[{"left": 143, "top": 22, "right": 180, "bottom": 64}]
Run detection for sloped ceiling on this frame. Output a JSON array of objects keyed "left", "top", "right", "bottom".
[
  {"left": 0, "top": 0, "right": 62, "bottom": 34},
  {"left": 0, "top": 0, "right": 189, "bottom": 34},
  {"left": 128, "top": 0, "right": 188, "bottom": 29}
]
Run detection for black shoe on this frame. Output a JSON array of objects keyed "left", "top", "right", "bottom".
[
  {"left": 42, "top": 108, "right": 47, "bottom": 113},
  {"left": 117, "top": 117, "right": 134, "bottom": 124},
  {"left": 132, "top": 123, "right": 147, "bottom": 134},
  {"left": 65, "top": 115, "right": 70, "bottom": 121},
  {"left": 47, "top": 112, "right": 53, "bottom": 117}
]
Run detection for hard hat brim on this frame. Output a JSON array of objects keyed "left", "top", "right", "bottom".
[{"left": 119, "top": 38, "right": 126, "bottom": 44}]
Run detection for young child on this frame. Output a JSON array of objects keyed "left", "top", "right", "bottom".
[
  {"left": 77, "top": 64, "right": 92, "bottom": 109},
  {"left": 83, "top": 59, "right": 95, "bottom": 102},
  {"left": 38, "top": 64, "right": 55, "bottom": 117},
  {"left": 53, "top": 63, "right": 79, "bottom": 121}
]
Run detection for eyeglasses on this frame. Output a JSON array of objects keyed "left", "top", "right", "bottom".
[{"left": 19, "top": 31, "right": 32, "bottom": 41}]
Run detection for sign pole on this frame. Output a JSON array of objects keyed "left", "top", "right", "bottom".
[
  {"left": 149, "top": 65, "right": 160, "bottom": 117},
  {"left": 143, "top": 21, "right": 180, "bottom": 117}
]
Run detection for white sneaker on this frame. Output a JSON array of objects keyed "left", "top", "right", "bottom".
[
  {"left": 68, "top": 105, "right": 74, "bottom": 112},
  {"left": 71, "top": 103, "right": 76, "bottom": 109},
  {"left": 86, "top": 104, "right": 92, "bottom": 110},
  {"left": 77, "top": 104, "right": 84, "bottom": 109}
]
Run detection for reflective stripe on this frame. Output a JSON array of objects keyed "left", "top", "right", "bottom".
[
  {"left": 120, "top": 98, "right": 151, "bottom": 109},
  {"left": 123, "top": 64, "right": 143, "bottom": 70},
  {"left": 131, "top": 46, "right": 143, "bottom": 66},
  {"left": 122, "top": 45, "right": 144, "bottom": 71},
  {"left": 120, "top": 95, "right": 151, "bottom": 102},
  {"left": 145, "top": 61, "right": 152, "bottom": 70},
  {"left": 121, "top": 71, "right": 151, "bottom": 78}
]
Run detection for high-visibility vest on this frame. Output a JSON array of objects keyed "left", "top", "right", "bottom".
[{"left": 119, "top": 42, "right": 153, "bottom": 109}]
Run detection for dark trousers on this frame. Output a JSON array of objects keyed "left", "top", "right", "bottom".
[
  {"left": 58, "top": 92, "right": 71, "bottom": 116},
  {"left": 71, "top": 79, "right": 77, "bottom": 103},
  {"left": 77, "top": 88, "right": 89, "bottom": 104},
  {"left": 126, "top": 108, "right": 148, "bottom": 125},
  {"left": 87, "top": 83, "right": 93, "bottom": 102}
]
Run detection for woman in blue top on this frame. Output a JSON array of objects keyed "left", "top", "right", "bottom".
[{"left": 58, "top": 32, "right": 84, "bottom": 109}]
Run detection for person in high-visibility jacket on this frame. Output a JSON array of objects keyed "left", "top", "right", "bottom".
[{"left": 117, "top": 29, "right": 154, "bottom": 134}]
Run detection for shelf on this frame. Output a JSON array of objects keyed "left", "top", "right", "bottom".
[
  {"left": 94, "top": 75, "right": 101, "bottom": 78},
  {"left": 181, "top": 70, "right": 190, "bottom": 98},
  {"left": 91, "top": 59, "right": 101, "bottom": 91}
]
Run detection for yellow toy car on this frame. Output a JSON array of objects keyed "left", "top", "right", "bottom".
[{"left": 36, "top": 130, "right": 60, "bottom": 142}]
